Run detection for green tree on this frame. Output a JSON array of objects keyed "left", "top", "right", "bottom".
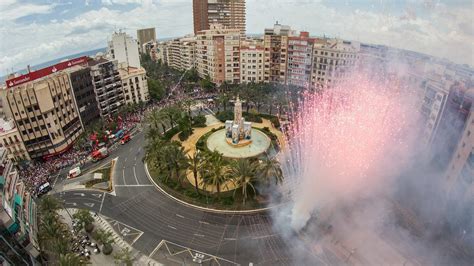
[
  {"left": 59, "top": 253, "right": 88, "bottom": 266},
  {"left": 200, "top": 75, "right": 215, "bottom": 92},
  {"left": 258, "top": 157, "right": 284, "bottom": 185},
  {"left": 72, "top": 209, "right": 95, "bottom": 233},
  {"left": 184, "top": 67, "right": 199, "bottom": 82},
  {"left": 114, "top": 247, "right": 134, "bottom": 266},
  {"left": 186, "top": 151, "right": 203, "bottom": 193},
  {"left": 201, "top": 151, "right": 229, "bottom": 198},
  {"left": 147, "top": 78, "right": 166, "bottom": 100},
  {"left": 161, "top": 105, "right": 181, "bottom": 128},
  {"left": 229, "top": 159, "right": 258, "bottom": 205},
  {"left": 161, "top": 142, "right": 188, "bottom": 184},
  {"left": 146, "top": 109, "right": 167, "bottom": 134},
  {"left": 39, "top": 195, "right": 63, "bottom": 214},
  {"left": 95, "top": 229, "right": 115, "bottom": 255}
]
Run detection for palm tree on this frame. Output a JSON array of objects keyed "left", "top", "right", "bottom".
[
  {"left": 186, "top": 151, "right": 203, "bottom": 193},
  {"left": 39, "top": 195, "right": 63, "bottom": 214},
  {"left": 114, "top": 247, "right": 134, "bottom": 266},
  {"left": 72, "top": 209, "right": 95, "bottom": 233},
  {"left": 200, "top": 151, "right": 229, "bottom": 198},
  {"left": 258, "top": 157, "right": 284, "bottom": 185},
  {"left": 229, "top": 159, "right": 258, "bottom": 205},
  {"left": 59, "top": 253, "right": 88, "bottom": 266},
  {"left": 146, "top": 109, "right": 167, "bottom": 133},
  {"left": 164, "top": 142, "right": 188, "bottom": 184},
  {"left": 95, "top": 229, "right": 115, "bottom": 255}
]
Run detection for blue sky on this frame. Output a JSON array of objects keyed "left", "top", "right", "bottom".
[{"left": 0, "top": 0, "right": 473, "bottom": 76}]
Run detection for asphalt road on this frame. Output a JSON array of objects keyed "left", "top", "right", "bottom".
[{"left": 54, "top": 129, "right": 297, "bottom": 265}]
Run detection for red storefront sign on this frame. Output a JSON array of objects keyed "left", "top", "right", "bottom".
[{"left": 5, "top": 56, "right": 89, "bottom": 88}]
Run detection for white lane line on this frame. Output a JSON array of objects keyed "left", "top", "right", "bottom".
[
  {"left": 124, "top": 157, "right": 127, "bottom": 163},
  {"left": 199, "top": 221, "right": 209, "bottom": 225},
  {"left": 122, "top": 169, "right": 126, "bottom": 185},
  {"left": 176, "top": 214, "right": 184, "bottom": 218},
  {"left": 167, "top": 225, "right": 177, "bottom": 230},
  {"left": 193, "top": 233, "right": 205, "bottom": 237},
  {"left": 224, "top": 238, "right": 236, "bottom": 241},
  {"left": 133, "top": 166, "right": 139, "bottom": 185},
  {"left": 114, "top": 184, "right": 154, "bottom": 187},
  {"left": 252, "top": 234, "right": 277, "bottom": 240},
  {"left": 99, "top": 192, "right": 106, "bottom": 213}
]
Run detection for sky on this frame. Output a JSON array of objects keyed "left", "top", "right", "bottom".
[{"left": 0, "top": 0, "right": 473, "bottom": 76}]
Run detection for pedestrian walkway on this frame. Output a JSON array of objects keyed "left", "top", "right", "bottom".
[{"left": 59, "top": 209, "right": 162, "bottom": 266}]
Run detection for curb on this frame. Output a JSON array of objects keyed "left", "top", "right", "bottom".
[{"left": 144, "top": 162, "right": 280, "bottom": 215}]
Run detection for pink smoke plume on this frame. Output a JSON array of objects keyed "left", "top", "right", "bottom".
[{"left": 281, "top": 74, "right": 419, "bottom": 230}]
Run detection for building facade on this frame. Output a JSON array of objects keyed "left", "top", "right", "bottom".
[
  {"left": 137, "top": 28, "right": 156, "bottom": 53},
  {"left": 196, "top": 24, "right": 241, "bottom": 84},
  {"left": 107, "top": 31, "right": 141, "bottom": 68},
  {"left": 0, "top": 118, "right": 30, "bottom": 162},
  {"left": 164, "top": 37, "right": 197, "bottom": 72},
  {"left": 2, "top": 67, "right": 84, "bottom": 160},
  {"left": 240, "top": 39, "right": 264, "bottom": 83},
  {"left": 0, "top": 148, "right": 39, "bottom": 265},
  {"left": 67, "top": 66, "right": 100, "bottom": 126},
  {"left": 287, "top": 31, "right": 316, "bottom": 87},
  {"left": 310, "top": 38, "right": 360, "bottom": 89},
  {"left": 193, "top": 0, "right": 246, "bottom": 34},
  {"left": 263, "top": 23, "right": 293, "bottom": 84},
  {"left": 119, "top": 66, "right": 150, "bottom": 105},
  {"left": 89, "top": 58, "right": 126, "bottom": 118}
]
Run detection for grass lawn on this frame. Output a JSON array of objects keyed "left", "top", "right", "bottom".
[{"left": 85, "top": 167, "right": 112, "bottom": 191}]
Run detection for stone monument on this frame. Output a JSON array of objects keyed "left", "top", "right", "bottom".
[{"left": 225, "top": 96, "right": 252, "bottom": 145}]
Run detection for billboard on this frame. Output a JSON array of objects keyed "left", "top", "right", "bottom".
[{"left": 5, "top": 56, "right": 89, "bottom": 88}]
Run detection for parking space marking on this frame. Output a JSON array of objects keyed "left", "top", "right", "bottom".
[{"left": 133, "top": 167, "right": 139, "bottom": 185}]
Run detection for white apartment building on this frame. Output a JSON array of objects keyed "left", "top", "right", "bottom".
[
  {"left": 310, "top": 38, "right": 360, "bottom": 88},
  {"left": 107, "top": 31, "right": 141, "bottom": 68},
  {"left": 165, "top": 37, "right": 197, "bottom": 72},
  {"left": 0, "top": 118, "right": 30, "bottom": 161},
  {"left": 119, "top": 65, "right": 150, "bottom": 105},
  {"left": 240, "top": 39, "right": 264, "bottom": 83},
  {"left": 196, "top": 24, "right": 241, "bottom": 84},
  {"left": 287, "top": 32, "right": 315, "bottom": 87}
]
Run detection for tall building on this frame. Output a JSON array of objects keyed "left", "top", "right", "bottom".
[
  {"left": 67, "top": 65, "right": 100, "bottom": 126},
  {"left": 89, "top": 58, "right": 126, "bottom": 118},
  {"left": 1, "top": 58, "right": 85, "bottom": 160},
  {"left": 0, "top": 118, "right": 30, "bottom": 162},
  {"left": 137, "top": 28, "right": 156, "bottom": 53},
  {"left": 107, "top": 31, "right": 141, "bottom": 68},
  {"left": 430, "top": 82, "right": 473, "bottom": 170},
  {"left": 240, "top": 39, "right": 264, "bottom": 83},
  {"left": 0, "top": 148, "right": 40, "bottom": 265},
  {"left": 193, "top": 0, "right": 246, "bottom": 34},
  {"left": 310, "top": 38, "right": 360, "bottom": 89},
  {"left": 287, "top": 31, "right": 316, "bottom": 87},
  {"left": 196, "top": 24, "right": 241, "bottom": 84},
  {"left": 263, "top": 23, "right": 293, "bottom": 84},
  {"left": 164, "top": 37, "right": 197, "bottom": 72},
  {"left": 118, "top": 65, "right": 150, "bottom": 105}
]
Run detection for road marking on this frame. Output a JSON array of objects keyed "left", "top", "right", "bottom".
[
  {"left": 124, "top": 157, "right": 127, "bottom": 163},
  {"left": 99, "top": 192, "right": 105, "bottom": 213},
  {"left": 114, "top": 184, "right": 154, "bottom": 187},
  {"left": 167, "top": 225, "right": 177, "bottom": 230},
  {"left": 91, "top": 193, "right": 102, "bottom": 198},
  {"left": 252, "top": 234, "right": 277, "bottom": 240},
  {"left": 193, "top": 233, "right": 205, "bottom": 237},
  {"left": 84, "top": 203, "right": 95, "bottom": 208},
  {"left": 65, "top": 202, "right": 77, "bottom": 206},
  {"left": 74, "top": 193, "right": 85, "bottom": 197},
  {"left": 176, "top": 214, "right": 184, "bottom": 218},
  {"left": 133, "top": 167, "right": 139, "bottom": 185},
  {"left": 224, "top": 238, "right": 236, "bottom": 241},
  {"left": 122, "top": 169, "right": 126, "bottom": 185},
  {"left": 199, "top": 221, "right": 209, "bottom": 225}
]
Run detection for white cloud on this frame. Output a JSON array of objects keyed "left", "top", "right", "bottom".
[
  {"left": 0, "top": 2, "right": 56, "bottom": 22},
  {"left": 101, "top": 0, "right": 148, "bottom": 5},
  {"left": 0, "top": 0, "right": 472, "bottom": 76}
]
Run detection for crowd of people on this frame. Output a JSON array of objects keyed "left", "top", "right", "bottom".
[{"left": 18, "top": 85, "right": 216, "bottom": 195}]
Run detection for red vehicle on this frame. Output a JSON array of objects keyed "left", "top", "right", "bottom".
[
  {"left": 92, "top": 147, "right": 108, "bottom": 162},
  {"left": 120, "top": 134, "right": 131, "bottom": 145}
]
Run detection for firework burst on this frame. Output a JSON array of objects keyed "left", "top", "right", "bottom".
[{"left": 280, "top": 73, "right": 419, "bottom": 231}]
